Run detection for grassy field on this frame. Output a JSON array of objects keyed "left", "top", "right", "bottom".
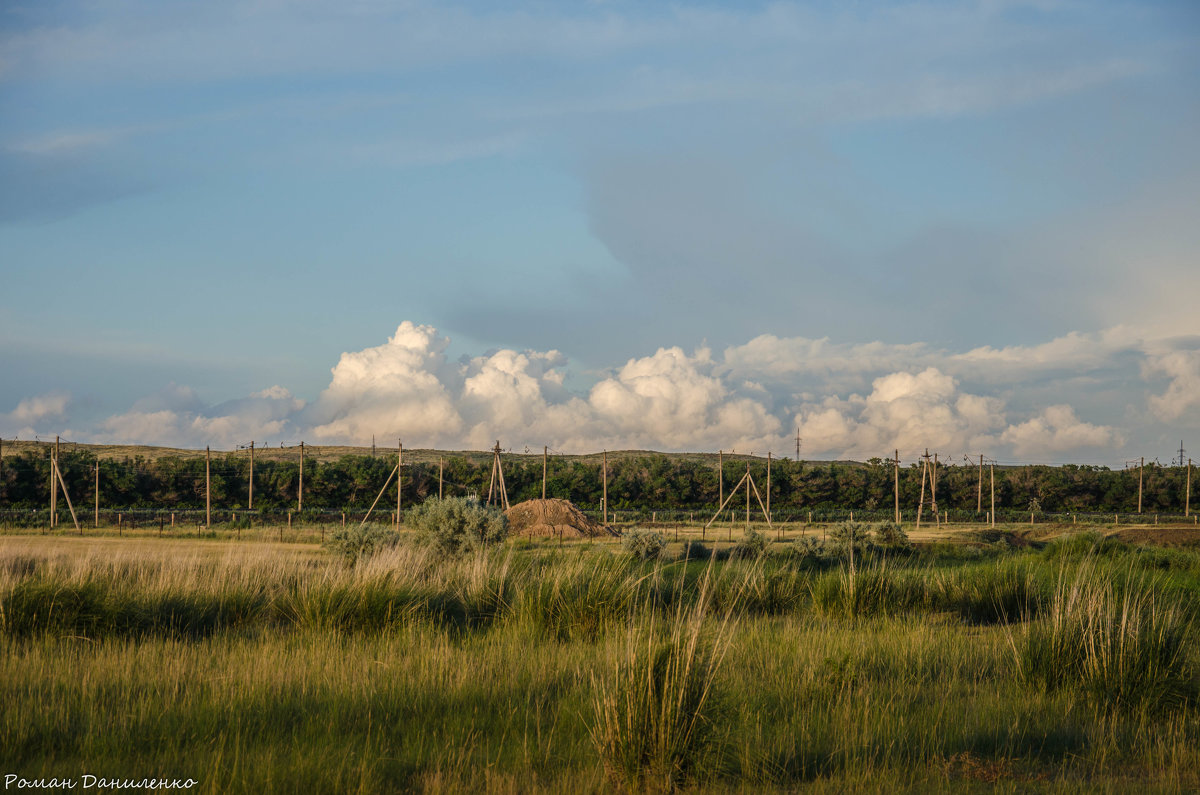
[{"left": 2, "top": 527, "right": 1199, "bottom": 793}]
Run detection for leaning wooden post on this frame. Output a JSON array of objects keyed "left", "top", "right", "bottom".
[
  {"left": 396, "top": 440, "right": 402, "bottom": 528},
  {"left": 439, "top": 456, "right": 443, "bottom": 500},
  {"left": 915, "top": 452, "right": 928, "bottom": 531},
  {"left": 205, "top": 445, "right": 211, "bottom": 528},
  {"left": 52, "top": 457, "right": 81, "bottom": 533},
  {"left": 932, "top": 452, "right": 939, "bottom": 527}
]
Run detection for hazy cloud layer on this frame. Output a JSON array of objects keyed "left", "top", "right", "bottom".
[{"left": 5, "top": 323, "right": 1195, "bottom": 465}]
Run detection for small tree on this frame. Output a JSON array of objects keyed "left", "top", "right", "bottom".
[{"left": 409, "top": 496, "right": 508, "bottom": 557}]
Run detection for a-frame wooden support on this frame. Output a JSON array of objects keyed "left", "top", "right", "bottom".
[
  {"left": 486, "top": 441, "right": 510, "bottom": 511},
  {"left": 704, "top": 464, "right": 772, "bottom": 530}
]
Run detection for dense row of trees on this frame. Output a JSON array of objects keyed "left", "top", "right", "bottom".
[{"left": 0, "top": 448, "right": 1193, "bottom": 517}]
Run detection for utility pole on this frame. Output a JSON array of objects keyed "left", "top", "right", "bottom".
[
  {"left": 397, "top": 440, "right": 402, "bottom": 527},
  {"left": 1139, "top": 456, "right": 1144, "bottom": 514},
  {"left": 795, "top": 429, "right": 801, "bottom": 461},
  {"left": 51, "top": 435, "right": 59, "bottom": 528},
  {"left": 745, "top": 463, "right": 751, "bottom": 529},
  {"left": 990, "top": 459, "right": 995, "bottom": 528},
  {"left": 894, "top": 450, "right": 900, "bottom": 524},
  {"left": 766, "top": 452, "right": 772, "bottom": 520},
  {"left": 248, "top": 440, "right": 254, "bottom": 511},
  {"left": 542, "top": 445, "right": 548, "bottom": 500},
  {"left": 1178, "top": 441, "right": 1187, "bottom": 468},
  {"left": 1186, "top": 458, "right": 1192, "bottom": 518},
  {"left": 94, "top": 460, "right": 99, "bottom": 529},
  {"left": 439, "top": 456, "right": 444, "bottom": 500},
  {"left": 718, "top": 450, "right": 724, "bottom": 512},
  {"left": 205, "top": 445, "right": 211, "bottom": 528},
  {"left": 602, "top": 450, "right": 608, "bottom": 526},
  {"left": 977, "top": 454, "right": 983, "bottom": 513},
  {"left": 298, "top": 441, "right": 304, "bottom": 514}
]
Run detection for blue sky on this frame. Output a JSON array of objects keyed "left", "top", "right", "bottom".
[{"left": 1, "top": 0, "right": 1198, "bottom": 464}]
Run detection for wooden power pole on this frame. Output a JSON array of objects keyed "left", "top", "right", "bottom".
[
  {"left": 1187, "top": 458, "right": 1192, "bottom": 518},
  {"left": 602, "top": 450, "right": 608, "bottom": 526},
  {"left": 205, "top": 445, "right": 211, "bottom": 528},
  {"left": 248, "top": 440, "right": 254, "bottom": 510},
  {"left": 542, "top": 445, "right": 548, "bottom": 500},
  {"left": 1138, "top": 456, "right": 1144, "bottom": 514},
  {"left": 51, "top": 436, "right": 59, "bottom": 528},
  {"left": 894, "top": 450, "right": 900, "bottom": 524},
  {"left": 397, "top": 440, "right": 403, "bottom": 527},
  {"left": 94, "top": 460, "right": 99, "bottom": 528},
  {"left": 766, "top": 452, "right": 772, "bottom": 520},
  {"left": 298, "top": 441, "right": 305, "bottom": 513},
  {"left": 718, "top": 450, "right": 724, "bottom": 513},
  {"left": 990, "top": 459, "right": 995, "bottom": 528},
  {"left": 977, "top": 454, "right": 983, "bottom": 513},
  {"left": 439, "top": 456, "right": 444, "bottom": 500}
]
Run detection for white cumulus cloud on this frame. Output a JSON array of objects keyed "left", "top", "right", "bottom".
[{"left": 70, "top": 321, "right": 1192, "bottom": 463}]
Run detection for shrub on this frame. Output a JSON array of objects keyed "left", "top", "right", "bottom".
[
  {"left": 680, "top": 540, "right": 711, "bottom": 561},
  {"left": 790, "top": 535, "right": 824, "bottom": 559},
  {"left": 408, "top": 497, "right": 508, "bottom": 557},
  {"left": 324, "top": 523, "right": 400, "bottom": 565},
  {"left": 827, "top": 521, "right": 874, "bottom": 559},
  {"left": 872, "top": 521, "right": 912, "bottom": 552},
  {"left": 730, "top": 527, "right": 769, "bottom": 560},
  {"left": 622, "top": 529, "right": 667, "bottom": 561}
]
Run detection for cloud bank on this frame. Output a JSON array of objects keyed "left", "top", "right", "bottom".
[{"left": 4, "top": 322, "right": 1195, "bottom": 464}]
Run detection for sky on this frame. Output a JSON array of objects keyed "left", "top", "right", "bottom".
[{"left": 1, "top": 0, "right": 1198, "bottom": 465}]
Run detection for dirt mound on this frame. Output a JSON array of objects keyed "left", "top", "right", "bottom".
[{"left": 506, "top": 498, "right": 609, "bottom": 538}]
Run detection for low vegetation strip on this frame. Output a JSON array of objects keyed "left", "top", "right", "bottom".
[{"left": 2, "top": 530, "right": 1199, "bottom": 792}]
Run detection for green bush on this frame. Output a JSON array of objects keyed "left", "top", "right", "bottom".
[
  {"left": 622, "top": 529, "right": 667, "bottom": 561},
  {"left": 872, "top": 521, "right": 912, "bottom": 552},
  {"left": 324, "top": 523, "right": 400, "bottom": 565},
  {"left": 731, "top": 527, "right": 769, "bottom": 559},
  {"left": 408, "top": 497, "right": 508, "bottom": 557},
  {"left": 681, "top": 540, "right": 712, "bottom": 561},
  {"left": 828, "top": 520, "right": 874, "bottom": 559}
]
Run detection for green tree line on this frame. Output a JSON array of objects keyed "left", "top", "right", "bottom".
[{"left": 0, "top": 448, "right": 1192, "bottom": 517}]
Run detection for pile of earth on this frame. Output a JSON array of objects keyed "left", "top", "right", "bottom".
[{"left": 505, "top": 498, "right": 611, "bottom": 538}]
